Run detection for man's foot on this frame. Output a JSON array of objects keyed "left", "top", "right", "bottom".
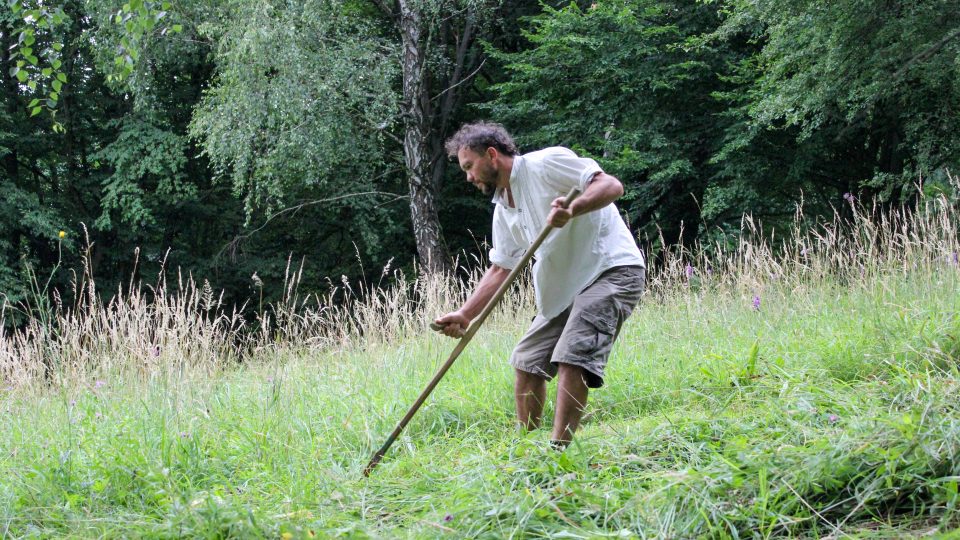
[{"left": 549, "top": 439, "right": 569, "bottom": 451}]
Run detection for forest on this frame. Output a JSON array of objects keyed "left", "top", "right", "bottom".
[{"left": 2, "top": 0, "right": 958, "bottom": 315}]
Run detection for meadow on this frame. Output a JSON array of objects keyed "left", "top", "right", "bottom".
[{"left": 2, "top": 197, "right": 960, "bottom": 538}]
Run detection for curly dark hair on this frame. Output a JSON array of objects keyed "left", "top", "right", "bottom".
[{"left": 444, "top": 122, "right": 519, "bottom": 158}]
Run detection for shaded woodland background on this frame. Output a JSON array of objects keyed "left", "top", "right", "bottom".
[{"left": 2, "top": 0, "right": 958, "bottom": 322}]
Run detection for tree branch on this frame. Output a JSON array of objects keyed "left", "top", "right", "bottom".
[
  {"left": 834, "top": 27, "right": 960, "bottom": 143},
  {"left": 217, "top": 189, "right": 407, "bottom": 261},
  {"left": 432, "top": 56, "right": 485, "bottom": 105},
  {"left": 371, "top": 0, "right": 397, "bottom": 18},
  {"left": 18, "top": 158, "right": 50, "bottom": 183}
]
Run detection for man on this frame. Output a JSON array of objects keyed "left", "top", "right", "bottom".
[{"left": 435, "top": 122, "right": 645, "bottom": 447}]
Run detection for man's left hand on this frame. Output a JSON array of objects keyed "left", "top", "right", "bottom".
[{"left": 547, "top": 197, "right": 575, "bottom": 228}]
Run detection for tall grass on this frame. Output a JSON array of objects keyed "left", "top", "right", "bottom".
[
  {"left": 0, "top": 246, "right": 517, "bottom": 388},
  {"left": 1, "top": 188, "right": 959, "bottom": 537},
  {"left": 3, "top": 192, "right": 957, "bottom": 389}
]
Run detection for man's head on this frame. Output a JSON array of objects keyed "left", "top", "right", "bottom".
[{"left": 445, "top": 122, "right": 519, "bottom": 195}]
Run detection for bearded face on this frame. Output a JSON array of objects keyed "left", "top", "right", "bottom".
[{"left": 457, "top": 148, "right": 498, "bottom": 195}]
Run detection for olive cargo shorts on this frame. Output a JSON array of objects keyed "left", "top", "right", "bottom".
[{"left": 510, "top": 265, "right": 645, "bottom": 388}]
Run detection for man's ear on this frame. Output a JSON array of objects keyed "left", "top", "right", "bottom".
[{"left": 486, "top": 147, "right": 498, "bottom": 161}]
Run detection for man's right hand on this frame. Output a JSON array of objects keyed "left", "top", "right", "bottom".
[{"left": 434, "top": 311, "right": 471, "bottom": 338}]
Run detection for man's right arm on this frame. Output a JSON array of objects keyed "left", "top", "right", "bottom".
[{"left": 434, "top": 264, "right": 512, "bottom": 338}]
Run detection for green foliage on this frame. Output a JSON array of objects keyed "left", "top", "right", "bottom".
[
  {"left": 0, "top": 181, "right": 65, "bottom": 308},
  {"left": 184, "top": 0, "right": 415, "bottom": 290},
  {"left": 2, "top": 0, "right": 959, "bottom": 328},
  {"left": 92, "top": 116, "right": 192, "bottom": 229},
  {"left": 721, "top": 0, "right": 959, "bottom": 142},
  {"left": 104, "top": 0, "right": 183, "bottom": 84},
  {"left": 0, "top": 0, "right": 413, "bottom": 317},
  {"left": 485, "top": 1, "right": 734, "bottom": 245},
  {"left": 83, "top": 0, "right": 205, "bottom": 109},
  {"left": 7, "top": 0, "right": 184, "bottom": 102},
  {"left": 707, "top": 0, "right": 960, "bottom": 220},
  {"left": 485, "top": 0, "right": 960, "bottom": 248},
  {"left": 189, "top": 0, "right": 399, "bottom": 217},
  {"left": 6, "top": 1, "right": 69, "bottom": 128}
]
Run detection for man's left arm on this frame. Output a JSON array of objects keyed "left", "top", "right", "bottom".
[{"left": 547, "top": 172, "right": 623, "bottom": 228}]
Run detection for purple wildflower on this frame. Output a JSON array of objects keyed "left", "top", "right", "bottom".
[
  {"left": 69, "top": 400, "right": 76, "bottom": 407},
  {"left": 752, "top": 295, "right": 761, "bottom": 311},
  {"left": 706, "top": 266, "right": 713, "bottom": 276},
  {"left": 952, "top": 252, "right": 959, "bottom": 265},
  {"left": 685, "top": 264, "right": 694, "bottom": 279},
  {"left": 94, "top": 380, "right": 105, "bottom": 389},
  {"left": 95, "top": 412, "right": 102, "bottom": 419},
  {"left": 444, "top": 514, "right": 454, "bottom": 523},
  {"left": 151, "top": 345, "right": 161, "bottom": 358},
  {"left": 828, "top": 414, "right": 839, "bottom": 423},
  {"left": 800, "top": 247, "right": 809, "bottom": 258},
  {"left": 843, "top": 192, "right": 855, "bottom": 203},
  {"left": 180, "top": 431, "right": 189, "bottom": 438}
]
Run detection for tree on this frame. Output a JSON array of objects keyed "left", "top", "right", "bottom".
[
  {"left": 191, "top": 0, "right": 497, "bottom": 275},
  {"left": 485, "top": 1, "right": 733, "bottom": 247},
  {"left": 188, "top": 0, "right": 419, "bottom": 291},
  {"left": 486, "top": 0, "right": 960, "bottom": 249},
  {"left": 375, "top": 0, "right": 492, "bottom": 274},
  {"left": 1, "top": 0, "right": 254, "bottom": 320},
  {"left": 710, "top": 0, "right": 960, "bottom": 208}
]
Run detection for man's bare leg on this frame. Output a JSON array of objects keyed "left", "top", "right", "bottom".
[
  {"left": 514, "top": 368, "right": 546, "bottom": 430},
  {"left": 551, "top": 364, "right": 589, "bottom": 447}
]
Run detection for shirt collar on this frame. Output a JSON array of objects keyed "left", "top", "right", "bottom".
[{"left": 492, "top": 154, "right": 524, "bottom": 206}]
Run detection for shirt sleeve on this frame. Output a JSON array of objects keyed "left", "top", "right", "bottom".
[
  {"left": 489, "top": 206, "right": 525, "bottom": 270},
  {"left": 539, "top": 147, "right": 604, "bottom": 194}
]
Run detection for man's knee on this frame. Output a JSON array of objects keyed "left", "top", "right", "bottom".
[
  {"left": 515, "top": 367, "right": 544, "bottom": 383},
  {"left": 557, "top": 363, "right": 582, "bottom": 374},
  {"left": 557, "top": 362, "right": 587, "bottom": 382},
  {"left": 514, "top": 368, "right": 546, "bottom": 390}
]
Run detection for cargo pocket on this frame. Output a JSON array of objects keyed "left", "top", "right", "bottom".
[
  {"left": 564, "top": 304, "right": 618, "bottom": 388},
  {"left": 570, "top": 304, "right": 618, "bottom": 358}
]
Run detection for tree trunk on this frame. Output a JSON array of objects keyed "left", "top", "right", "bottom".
[{"left": 398, "top": 0, "right": 451, "bottom": 275}]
